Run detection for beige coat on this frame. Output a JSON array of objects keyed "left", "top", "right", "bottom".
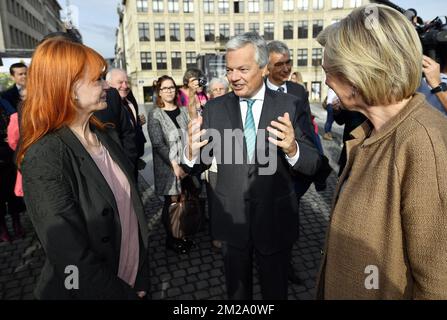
[{"left": 317, "top": 93, "right": 447, "bottom": 299}]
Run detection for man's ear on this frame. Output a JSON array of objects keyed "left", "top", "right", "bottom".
[{"left": 262, "top": 65, "right": 269, "bottom": 78}]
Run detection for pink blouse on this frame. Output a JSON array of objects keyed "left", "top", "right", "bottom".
[{"left": 88, "top": 142, "right": 140, "bottom": 288}]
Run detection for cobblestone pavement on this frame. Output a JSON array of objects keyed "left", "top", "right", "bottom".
[{"left": 0, "top": 103, "right": 343, "bottom": 300}]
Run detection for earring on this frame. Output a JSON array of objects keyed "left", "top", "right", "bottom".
[{"left": 351, "top": 87, "right": 357, "bottom": 98}]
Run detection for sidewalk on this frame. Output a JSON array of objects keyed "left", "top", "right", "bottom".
[{"left": 0, "top": 103, "right": 343, "bottom": 300}]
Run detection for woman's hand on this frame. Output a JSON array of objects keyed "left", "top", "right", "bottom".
[
  {"left": 172, "top": 161, "right": 187, "bottom": 179},
  {"left": 422, "top": 55, "right": 442, "bottom": 89},
  {"left": 137, "top": 291, "right": 147, "bottom": 299}
]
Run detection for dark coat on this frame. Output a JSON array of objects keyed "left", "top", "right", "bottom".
[
  {"left": 190, "top": 89, "right": 321, "bottom": 255},
  {"left": 21, "top": 126, "right": 150, "bottom": 300},
  {"left": 123, "top": 90, "right": 147, "bottom": 158},
  {"left": 95, "top": 88, "right": 138, "bottom": 166},
  {"left": 1, "top": 85, "right": 20, "bottom": 111}
]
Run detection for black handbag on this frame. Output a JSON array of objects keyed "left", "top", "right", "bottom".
[{"left": 169, "top": 176, "right": 203, "bottom": 239}]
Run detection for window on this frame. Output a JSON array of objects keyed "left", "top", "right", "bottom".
[
  {"left": 140, "top": 52, "right": 152, "bottom": 70},
  {"left": 282, "top": 0, "right": 293, "bottom": 11},
  {"left": 297, "top": 20, "right": 308, "bottom": 39},
  {"left": 331, "top": 19, "right": 341, "bottom": 24},
  {"left": 186, "top": 52, "right": 197, "bottom": 69},
  {"left": 264, "top": 22, "right": 274, "bottom": 40},
  {"left": 249, "top": 23, "right": 259, "bottom": 33},
  {"left": 297, "top": 0, "right": 308, "bottom": 10},
  {"left": 350, "top": 0, "right": 361, "bottom": 7},
  {"left": 168, "top": 0, "right": 179, "bottom": 12},
  {"left": 312, "top": 20, "right": 323, "bottom": 38},
  {"left": 156, "top": 52, "right": 167, "bottom": 69},
  {"left": 289, "top": 49, "right": 294, "bottom": 67},
  {"left": 313, "top": 0, "right": 324, "bottom": 10},
  {"left": 264, "top": 0, "right": 274, "bottom": 12},
  {"left": 331, "top": 0, "right": 343, "bottom": 9},
  {"left": 248, "top": 0, "right": 259, "bottom": 13},
  {"left": 168, "top": 0, "right": 179, "bottom": 13},
  {"left": 138, "top": 23, "right": 150, "bottom": 41},
  {"left": 171, "top": 52, "right": 182, "bottom": 69},
  {"left": 283, "top": 21, "right": 293, "bottom": 39},
  {"left": 152, "top": 0, "right": 164, "bottom": 12},
  {"left": 218, "top": 0, "right": 229, "bottom": 13},
  {"left": 137, "top": 0, "right": 148, "bottom": 12},
  {"left": 154, "top": 23, "right": 165, "bottom": 41},
  {"left": 297, "top": 49, "right": 308, "bottom": 66},
  {"left": 170, "top": 23, "right": 180, "bottom": 41},
  {"left": 204, "top": 24, "right": 215, "bottom": 42},
  {"left": 185, "top": 23, "right": 195, "bottom": 41},
  {"left": 312, "top": 48, "right": 322, "bottom": 66},
  {"left": 219, "top": 24, "right": 230, "bottom": 41},
  {"left": 204, "top": 0, "right": 214, "bottom": 13},
  {"left": 234, "top": 0, "right": 244, "bottom": 13},
  {"left": 235, "top": 23, "right": 245, "bottom": 35},
  {"left": 184, "top": 0, "right": 194, "bottom": 12}
]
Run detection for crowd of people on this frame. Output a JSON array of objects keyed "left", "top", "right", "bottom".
[{"left": 0, "top": 4, "right": 446, "bottom": 300}]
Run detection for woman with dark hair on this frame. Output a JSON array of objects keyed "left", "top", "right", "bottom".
[
  {"left": 147, "top": 75, "right": 193, "bottom": 254},
  {"left": 18, "top": 38, "right": 150, "bottom": 299}
]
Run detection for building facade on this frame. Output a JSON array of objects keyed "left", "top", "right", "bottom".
[
  {"left": 0, "top": 0, "right": 63, "bottom": 57},
  {"left": 116, "top": 0, "right": 370, "bottom": 103}
]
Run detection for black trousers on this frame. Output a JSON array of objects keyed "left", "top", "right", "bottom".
[
  {"left": 0, "top": 163, "right": 25, "bottom": 219},
  {"left": 222, "top": 241, "right": 290, "bottom": 300}
]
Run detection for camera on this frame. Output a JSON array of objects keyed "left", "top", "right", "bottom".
[
  {"left": 372, "top": 1, "right": 447, "bottom": 64},
  {"left": 198, "top": 77, "right": 207, "bottom": 87}
]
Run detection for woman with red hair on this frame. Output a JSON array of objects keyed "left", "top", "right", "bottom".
[{"left": 17, "top": 38, "right": 150, "bottom": 299}]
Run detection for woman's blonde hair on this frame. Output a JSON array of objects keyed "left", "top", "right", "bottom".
[{"left": 317, "top": 4, "right": 422, "bottom": 106}]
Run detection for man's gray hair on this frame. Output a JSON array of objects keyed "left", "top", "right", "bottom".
[
  {"left": 267, "top": 40, "right": 290, "bottom": 56},
  {"left": 106, "top": 68, "right": 127, "bottom": 82},
  {"left": 225, "top": 32, "right": 269, "bottom": 68},
  {"left": 208, "top": 77, "right": 229, "bottom": 93}
]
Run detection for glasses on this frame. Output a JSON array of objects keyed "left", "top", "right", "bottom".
[
  {"left": 160, "top": 86, "right": 176, "bottom": 93},
  {"left": 273, "top": 59, "right": 292, "bottom": 68}
]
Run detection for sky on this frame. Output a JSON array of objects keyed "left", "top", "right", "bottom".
[{"left": 57, "top": 0, "right": 443, "bottom": 59}]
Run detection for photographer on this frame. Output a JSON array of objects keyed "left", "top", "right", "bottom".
[
  {"left": 418, "top": 54, "right": 447, "bottom": 115},
  {"left": 177, "top": 68, "right": 209, "bottom": 119}
]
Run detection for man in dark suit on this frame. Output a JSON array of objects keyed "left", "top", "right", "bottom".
[
  {"left": 265, "top": 40, "right": 332, "bottom": 285},
  {"left": 1, "top": 63, "right": 27, "bottom": 112},
  {"left": 184, "top": 32, "right": 321, "bottom": 299},
  {"left": 105, "top": 69, "right": 147, "bottom": 179}
]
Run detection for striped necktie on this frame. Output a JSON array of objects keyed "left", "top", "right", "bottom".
[{"left": 244, "top": 99, "right": 256, "bottom": 161}]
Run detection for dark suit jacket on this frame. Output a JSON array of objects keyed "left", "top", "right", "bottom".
[
  {"left": 95, "top": 88, "right": 138, "bottom": 166},
  {"left": 124, "top": 91, "right": 147, "bottom": 158},
  {"left": 1, "top": 85, "right": 20, "bottom": 111},
  {"left": 21, "top": 126, "right": 150, "bottom": 300},
  {"left": 192, "top": 89, "right": 321, "bottom": 255}
]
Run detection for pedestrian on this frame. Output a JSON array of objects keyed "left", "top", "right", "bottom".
[
  {"left": 18, "top": 38, "right": 150, "bottom": 299},
  {"left": 184, "top": 32, "right": 321, "bottom": 300},
  {"left": 316, "top": 4, "right": 447, "bottom": 299},
  {"left": 147, "top": 75, "right": 194, "bottom": 254},
  {"left": 322, "top": 88, "right": 338, "bottom": 141},
  {"left": 178, "top": 68, "right": 209, "bottom": 119},
  {"left": 1, "top": 62, "right": 27, "bottom": 112}
]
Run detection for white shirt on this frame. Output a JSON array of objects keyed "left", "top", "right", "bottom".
[
  {"left": 266, "top": 78, "right": 287, "bottom": 93},
  {"left": 183, "top": 83, "right": 299, "bottom": 167}
]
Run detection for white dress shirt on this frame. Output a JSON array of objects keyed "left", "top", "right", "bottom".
[{"left": 266, "top": 78, "right": 287, "bottom": 93}]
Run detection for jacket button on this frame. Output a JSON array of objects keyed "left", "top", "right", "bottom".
[{"left": 102, "top": 236, "right": 110, "bottom": 243}]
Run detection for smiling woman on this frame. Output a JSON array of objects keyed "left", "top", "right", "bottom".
[{"left": 17, "top": 37, "right": 151, "bottom": 300}]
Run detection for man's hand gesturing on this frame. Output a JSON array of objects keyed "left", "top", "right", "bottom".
[{"left": 267, "top": 112, "right": 298, "bottom": 158}]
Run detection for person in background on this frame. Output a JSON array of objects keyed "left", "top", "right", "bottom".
[
  {"left": 18, "top": 38, "right": 150, "bottom": 299},
  {"left": 290, "top": 71, "right": 304, "bottom": 87},
  {"left": 322, "top": 88, "right": 338, "bottom": 141},
  {"left": 316, "top": 5, "right": 447, "bottom": 299},
  {"left": 152, "top": 80, "right": 158, "bottom": 105},
  {"left": 1, "top": 63, "right": 27, "bottom": 112},
  {"left": 178, "top": 68, "right": 209, "bottom": 119},
  {"left": 147, "top": 75, "right": 193, "bottom": 255},
  {"left": 106, "top": 69, "right": 147, "bottom": 178}
]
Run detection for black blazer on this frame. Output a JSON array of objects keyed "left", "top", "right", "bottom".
[
  {"left": 193, "top": 89, "right": 321, "bottom": 255},
  {"left": 21, "top": 126, "right": 150, "bottom": 299},
  {"left": 1, "top": 85, "right": 20, "bottom": 111},
  {"left": 124, "top": 91, "right": 147, "bottom": 158},
  {"left": 95, "top": 88, "right": 138, "bottom": 166}
]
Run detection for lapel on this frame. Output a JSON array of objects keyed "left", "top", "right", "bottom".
[
  {"left": 56, "top": 126, "right": 119, "bottom": 214},
  {"left": 224, "top": 93, "right": 247, "bottom": 162}
]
